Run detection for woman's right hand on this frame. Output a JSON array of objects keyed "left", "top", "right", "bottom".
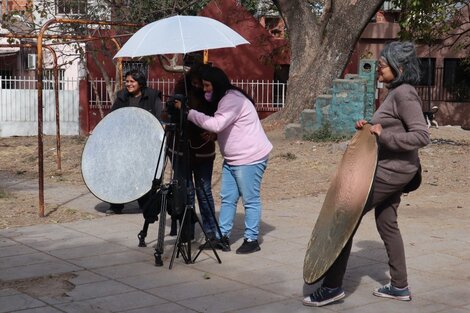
[
  {"left": 355, "top": 119, "right": 368, "bottom": 129},
  {"left": 174, "top": 100, "right": 182, "bottom": 110}
]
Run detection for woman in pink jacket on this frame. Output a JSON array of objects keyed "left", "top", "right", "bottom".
[{"left": 187, "top": 66, "right": 273, "bottom": 254}]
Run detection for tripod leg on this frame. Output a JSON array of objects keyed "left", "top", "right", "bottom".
[
  {"left": 138, "top": 220, "right": 150, "bottom": 247},
  {"left": 192, "top": 211, "right": 221, "bottom": 264},
  {"left": 154, "top": 191, "right": 168, "bottom": 267},
  {"left": 169, "top": 205, "right": 193, "bottom": 269}
]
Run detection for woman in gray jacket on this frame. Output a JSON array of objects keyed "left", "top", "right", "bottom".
[{"left": 303, "top": 41, "right": 430, "bottom": 307}]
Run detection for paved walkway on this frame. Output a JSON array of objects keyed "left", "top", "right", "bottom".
[{"left": 1, "top": 177, "right": 470, "bottom": 312}]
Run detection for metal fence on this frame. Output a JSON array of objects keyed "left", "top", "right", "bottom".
[
  {"left": 0, "top": 76, "right": 80, "bottom": 137},
  {"left": 88, "top": 78, "right": 286, "bottom": 111}
]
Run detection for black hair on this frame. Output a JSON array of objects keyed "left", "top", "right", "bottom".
[
  {"left": 124, "top": 69, "right": 147, "bottom": 88},
  {"left": 200, "top": 66, "right": 255, "bottom": 106},
  {"left": 380, "top": 41, "right": 421, "bottom": 88}
]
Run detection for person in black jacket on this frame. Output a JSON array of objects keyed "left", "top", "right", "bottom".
[
  {"left": 168, "top": 63, "right": 219, "bottom": 243},
  {"left": 106, "top": 69, "right": 163, "bottom": 215}
]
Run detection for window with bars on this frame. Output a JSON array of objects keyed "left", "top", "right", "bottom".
[
  {"left": 418, "top": 58, "right": 436, "bottom": 86},
  {"left": 56, "top": 0, "right": 87, "bottom": 15},
  {"left": 443, "top": 58, "right": 470, "bottom": 101}
]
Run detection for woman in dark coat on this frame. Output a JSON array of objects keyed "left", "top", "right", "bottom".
[{"left": 107, "top": 69, "right": 163, "bottom": 214}]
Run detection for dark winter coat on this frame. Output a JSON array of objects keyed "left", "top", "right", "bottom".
[{"left": 112, "top": 87, "right": 163, "bottom": 119}]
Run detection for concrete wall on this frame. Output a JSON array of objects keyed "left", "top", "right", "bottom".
[{"left": 287, "top": 61, "right": 377, "bottom": 139}]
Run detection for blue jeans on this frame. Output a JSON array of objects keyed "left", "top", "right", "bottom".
[
  {"left": 189, "top": 159, "right": 217, "bottom": 237},
  {"left": 219, "top": 160, "right": 268, "bottom": 241}
]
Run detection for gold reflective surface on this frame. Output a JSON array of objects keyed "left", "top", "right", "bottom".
[{"left": 303, "top": 124, "right": 378, "bottom": 284}]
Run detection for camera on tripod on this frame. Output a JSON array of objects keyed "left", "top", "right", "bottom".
[{"left": 166, "top": 93, "right": 188, "bottom": 123}]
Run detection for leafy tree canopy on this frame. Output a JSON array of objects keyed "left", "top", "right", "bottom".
[{"left": 392, "top": 0, "right": 469, "bottom": 52}]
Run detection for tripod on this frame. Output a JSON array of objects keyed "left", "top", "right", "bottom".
[
  {"left": 136, "top": 113, "right": 222, "bottom": 268},
  {"left": 167, "top": 113, "right": 221, "bottom": 268},
  {"left": 192, "top": 178, "right": 225, "bottom": 262}
]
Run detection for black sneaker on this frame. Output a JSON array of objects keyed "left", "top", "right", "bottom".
[
  {"left": 235, "top": 239, "right": 260, "bottom": 254},
  {"left": 302, "top": 286, "right": 345, "bottom": 307},
  {"left": 215, "top": 235, "right": 231, "bottom": 252},
  {"left": 373, "top": 284, "right": 411, "bottom": 301}
]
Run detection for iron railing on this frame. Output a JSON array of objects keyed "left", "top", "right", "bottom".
[{"left": 88, "top": 78, "right": 287, "bottom": 112}]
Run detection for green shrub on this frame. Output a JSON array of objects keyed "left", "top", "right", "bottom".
[{"left": 304, "top": 123, "right": 351, "bottom": 142}]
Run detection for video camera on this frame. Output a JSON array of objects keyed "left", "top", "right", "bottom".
[
  {"left": 165, "top": 94, "right": 188, "bottom": 125},
  {"left": 166, "top": 94, "right": 187, "bottom": 113}
]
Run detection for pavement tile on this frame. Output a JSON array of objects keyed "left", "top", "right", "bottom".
[
  {"left": 219, "top": 264, "right": 302, "bottom": 287},
  {"left": 0, "top": 252, "right": 59, "bottom": 269},
  {"left": 433, "top": 309, "right": 470, "bottom": 313},
  {"left": 66, "top": 250, "right": 150, "bottom": 269},
  {"left": 411, "top": 239, "right": 470, "bottom": 260},
  {"left": 233, "top": 298, "right": 323, "bottom": 313},
  {"left": 350, "top": 245, "right": 388, "bottom": 263},
  {"left": 27, "top": 235, "right": 109, "bottom": 252},
  {"left": 47, "top": 242, "right": 129, "bottom": 260},
  {"left": 343, "top": 261, "right": 390, "bottom": 285},
  {"left": 345, "top": 254, "right": 382, "bottom": 271},
  {"left": 0, "top": 237, "right": 16, "bottom": 247},
  {"left": 427, "top": 262, "right": 470, "bottom": 281},
  {"left": 9, "top": 307, "right": 63, "bottom": 313},
  {"left": 148, "top": 276, "right": 246, "bottom": 301},
  {"left": 340, "top": 296, "right": 448, "bottom": 313},
  {"left": 0, "top": 261, "right": 81, "bottom": 281},
  {"left": 69, "top": 270, "right": 109, "bottom": 285},
  {"left": 91, "top": 261, "right": 163, "bottom": 279},
  {"left": 0, "top": 293, "right": 45, "bottom": 313},
  {"left": 407, "top": 270, "right": 457, "bottom": 294},
  {"left": 260, "top": 278, "right": 305, "bottom": 298},
  {"left": 81, "top": 290, "right": 167, "bottom": 311},
  {"left": 176, "top": 286, "right": 287, "bottom": 312},
  {"left": 53, "top": 301, "right": 111, "bottom": 313},
  {"left": 124, "top": 302, "right": 198, "bottom": 313},
  {"left": 0, "top": 288, "right": 20, "bottom": 296},
  {"left": 419, "top": 282, "right": 470, "bottom": 307},
  {"left": 41, "top": 279, "right": 136, "bottom": 304},
  {"left": 331, "top": 282, "right": 385, "bottom": 311},
  {"left": 407, "top": 252, "right": 464, "bottom": 273},
  {"left": 0, "top": 244, "right": 38, "bottom": 258},
  {"left": 64, "top": 218, "right": 143, "bottom": 236},
  {"left": 115, "top": 266, "right": 204, "bottom": 290},
  {"left": 0, "top": 224, "right": 64, "bottom": 237}
]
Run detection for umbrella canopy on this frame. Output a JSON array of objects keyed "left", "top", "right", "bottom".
[{"left": 114, "top": 15, "right": 249, "bottom": 58}]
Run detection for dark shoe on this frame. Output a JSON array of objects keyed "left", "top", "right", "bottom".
[
  {"left": 106, "top": 205, "right": 123, "bottom": 215},
  {"left": 198, "top": 235, "right": 218, "bottom": 250},
  {"left": 373, "top": 284, "right": 411, "bottom": 301},
  {"left": 236, "top": 239, "right": 260, "bottom": 254},
  {"left": 302, "top": 286, "right": 345, "bottom": 307},
  {"left": 215, "top": 235, "right": 231, "bottom": 252}
]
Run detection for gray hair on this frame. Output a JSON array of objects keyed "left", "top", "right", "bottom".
[{"left": 380, "top": 41, "right": 420, "bottom": 88}]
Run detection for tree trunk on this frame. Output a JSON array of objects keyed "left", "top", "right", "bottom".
[{"left": 270, "top": 0, "right": 385, "bottom": 123}]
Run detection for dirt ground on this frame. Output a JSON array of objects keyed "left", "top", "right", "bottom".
[{"left": 0, "top": 124, "right": 469, "bottom": 229}]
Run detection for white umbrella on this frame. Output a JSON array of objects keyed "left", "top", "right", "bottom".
[{"left": 114, "top": 15, "right": 249, "bottom": 58}]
